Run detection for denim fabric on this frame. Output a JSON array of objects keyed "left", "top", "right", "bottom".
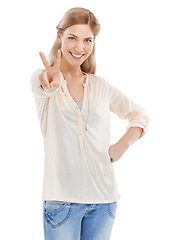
[{"left": 43, "top": 200, "right": 117, "bottom": 240}]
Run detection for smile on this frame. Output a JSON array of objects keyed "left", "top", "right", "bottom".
[{"left": 69, "top": 52, "right": 85, "bottom": 59}]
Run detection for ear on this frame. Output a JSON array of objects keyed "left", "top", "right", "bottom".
[{"left": 57, "top": 31, "right": 62, "bottom": 44}]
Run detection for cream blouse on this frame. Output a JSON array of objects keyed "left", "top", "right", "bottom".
[{"left": 30, "top": 68, "right": 149, "bottom": 204}]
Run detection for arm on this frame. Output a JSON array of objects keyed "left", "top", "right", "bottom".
[
  {"left": 30, "top": 50, "right": 62, "bottom": 139},
  {"left": 108, "top": 127, "right": 143, "bottom": 163},
  {"left": 30, "top": 68, "right": 61, "bottom": 139},
  {"left": 105, "top": 80, "right": 149, "bottom": 163}
]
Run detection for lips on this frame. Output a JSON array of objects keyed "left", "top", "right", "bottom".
[{"left": 69, "top": 51, "right": 85, "bottom": 59}]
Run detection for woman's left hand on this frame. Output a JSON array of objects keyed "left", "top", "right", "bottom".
[{"left": 108, "top": 142, "right": 128, "bottom": 163}]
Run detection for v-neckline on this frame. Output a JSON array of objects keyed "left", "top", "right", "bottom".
[{"left": 60, "top": 72, "right": 88, "bottom": 113}]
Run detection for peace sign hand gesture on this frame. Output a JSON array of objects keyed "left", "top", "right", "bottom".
[{"left": 38, "top": 49, "right": 61, "bottom": 89}]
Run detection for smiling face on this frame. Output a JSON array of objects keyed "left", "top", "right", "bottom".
[{"left": 57, "top": 24, "right": 95, "bottom": 69}]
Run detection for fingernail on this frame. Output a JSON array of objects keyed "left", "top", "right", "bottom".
[{"left": 47, "top": 84, "right": 49, "bottom": 89}]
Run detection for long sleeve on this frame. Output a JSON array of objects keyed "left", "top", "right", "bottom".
[
  {"left": 105, "top": 81, "right": 149, "bottom": 137},
  {"left": 30, "top": 68, "right": 62, "bottom": 138}
]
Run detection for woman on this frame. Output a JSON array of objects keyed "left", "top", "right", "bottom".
[{"left": 31, "top": 7, "right": 149, "bottom": 240}]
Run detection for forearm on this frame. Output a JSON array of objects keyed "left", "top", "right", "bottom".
[{"left": 117, "top": 127, "right": 143, "bottom": 150}]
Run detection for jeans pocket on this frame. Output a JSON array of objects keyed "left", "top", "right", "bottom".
[
  {"left": 44, "top": 201, "right": 72, "bottom": 228},
  {"left": 107, "top": 202, "right": 117, "bottom": 219}
]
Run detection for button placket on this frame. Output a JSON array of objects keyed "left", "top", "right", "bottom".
[
  {"left": 79, "top": 115, "right": 83, "bottom": 136},
  {"left": 60, "top": 72, "right": 89, "bottom": 138}
]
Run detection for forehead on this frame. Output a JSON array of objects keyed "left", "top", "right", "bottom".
[{"left": 63, "top": 24, "right": 94, "bottom": 38}]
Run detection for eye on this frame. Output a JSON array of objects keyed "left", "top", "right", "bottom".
[
  {"left": 85, "top": 39, "right": 92, "bottom": 43},
  {"left": 68, "top": 37, "right": 75, "bottom": 40}
]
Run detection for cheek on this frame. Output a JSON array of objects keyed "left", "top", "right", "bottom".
[
  {"left": 86, "top": 44, "right": 94, "bottom": 55},
  {"left": 61, "top": 40, "right": 73, "bottom": 51}
]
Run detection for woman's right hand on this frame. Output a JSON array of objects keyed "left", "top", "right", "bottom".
[{"left": 38, "top": 49, "right": 61, "bottom": 89}]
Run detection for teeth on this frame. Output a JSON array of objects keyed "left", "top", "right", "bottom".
[{"left": 70, "top": 52, "right": 83, "bottom": 58}]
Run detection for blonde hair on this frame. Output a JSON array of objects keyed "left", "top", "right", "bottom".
[{"left": 48, "top": 7, "right": 100, "bottom": 74}]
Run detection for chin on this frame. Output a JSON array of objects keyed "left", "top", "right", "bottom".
[{"left": 68, "top": 57, "right": 87, "bottom": 66}]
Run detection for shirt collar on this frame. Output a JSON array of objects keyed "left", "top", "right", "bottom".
[{"left": 60, "top": 71, "right": 88, "bottom": 86}]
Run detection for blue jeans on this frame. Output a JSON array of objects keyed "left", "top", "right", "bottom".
[{"left": 43, "top": 200, "right": 117, "bottom": 240}]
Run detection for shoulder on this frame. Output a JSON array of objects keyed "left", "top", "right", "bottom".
[
  {"left": 88, "top": 73, "right": 116, "bottom": 93},
  {"left": 88, "top": 73, "right": 122, "bottom": 97},
  {"left": 88, "top": 73, "right": 106, "bottom": 85}
]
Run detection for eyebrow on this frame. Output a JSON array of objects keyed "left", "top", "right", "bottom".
[{"left": 67, "top": 34, "right": 93, "bottom": 39}]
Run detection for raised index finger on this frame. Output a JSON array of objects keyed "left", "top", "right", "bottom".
[{"left": 39, "top": 52, "right": 50, "bottom": 69}]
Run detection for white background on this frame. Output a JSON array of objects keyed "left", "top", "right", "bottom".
[{"left": 0, "top": 0, "right": 173, "bottom": 239}]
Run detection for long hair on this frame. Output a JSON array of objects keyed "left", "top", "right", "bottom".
[{"left": 48, "top": 7, "right": 100, "bottom": 74}]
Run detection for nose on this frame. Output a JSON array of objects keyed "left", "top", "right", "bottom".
[{"left": 74, "top": 41, "right": 84, "bottom": 53}]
